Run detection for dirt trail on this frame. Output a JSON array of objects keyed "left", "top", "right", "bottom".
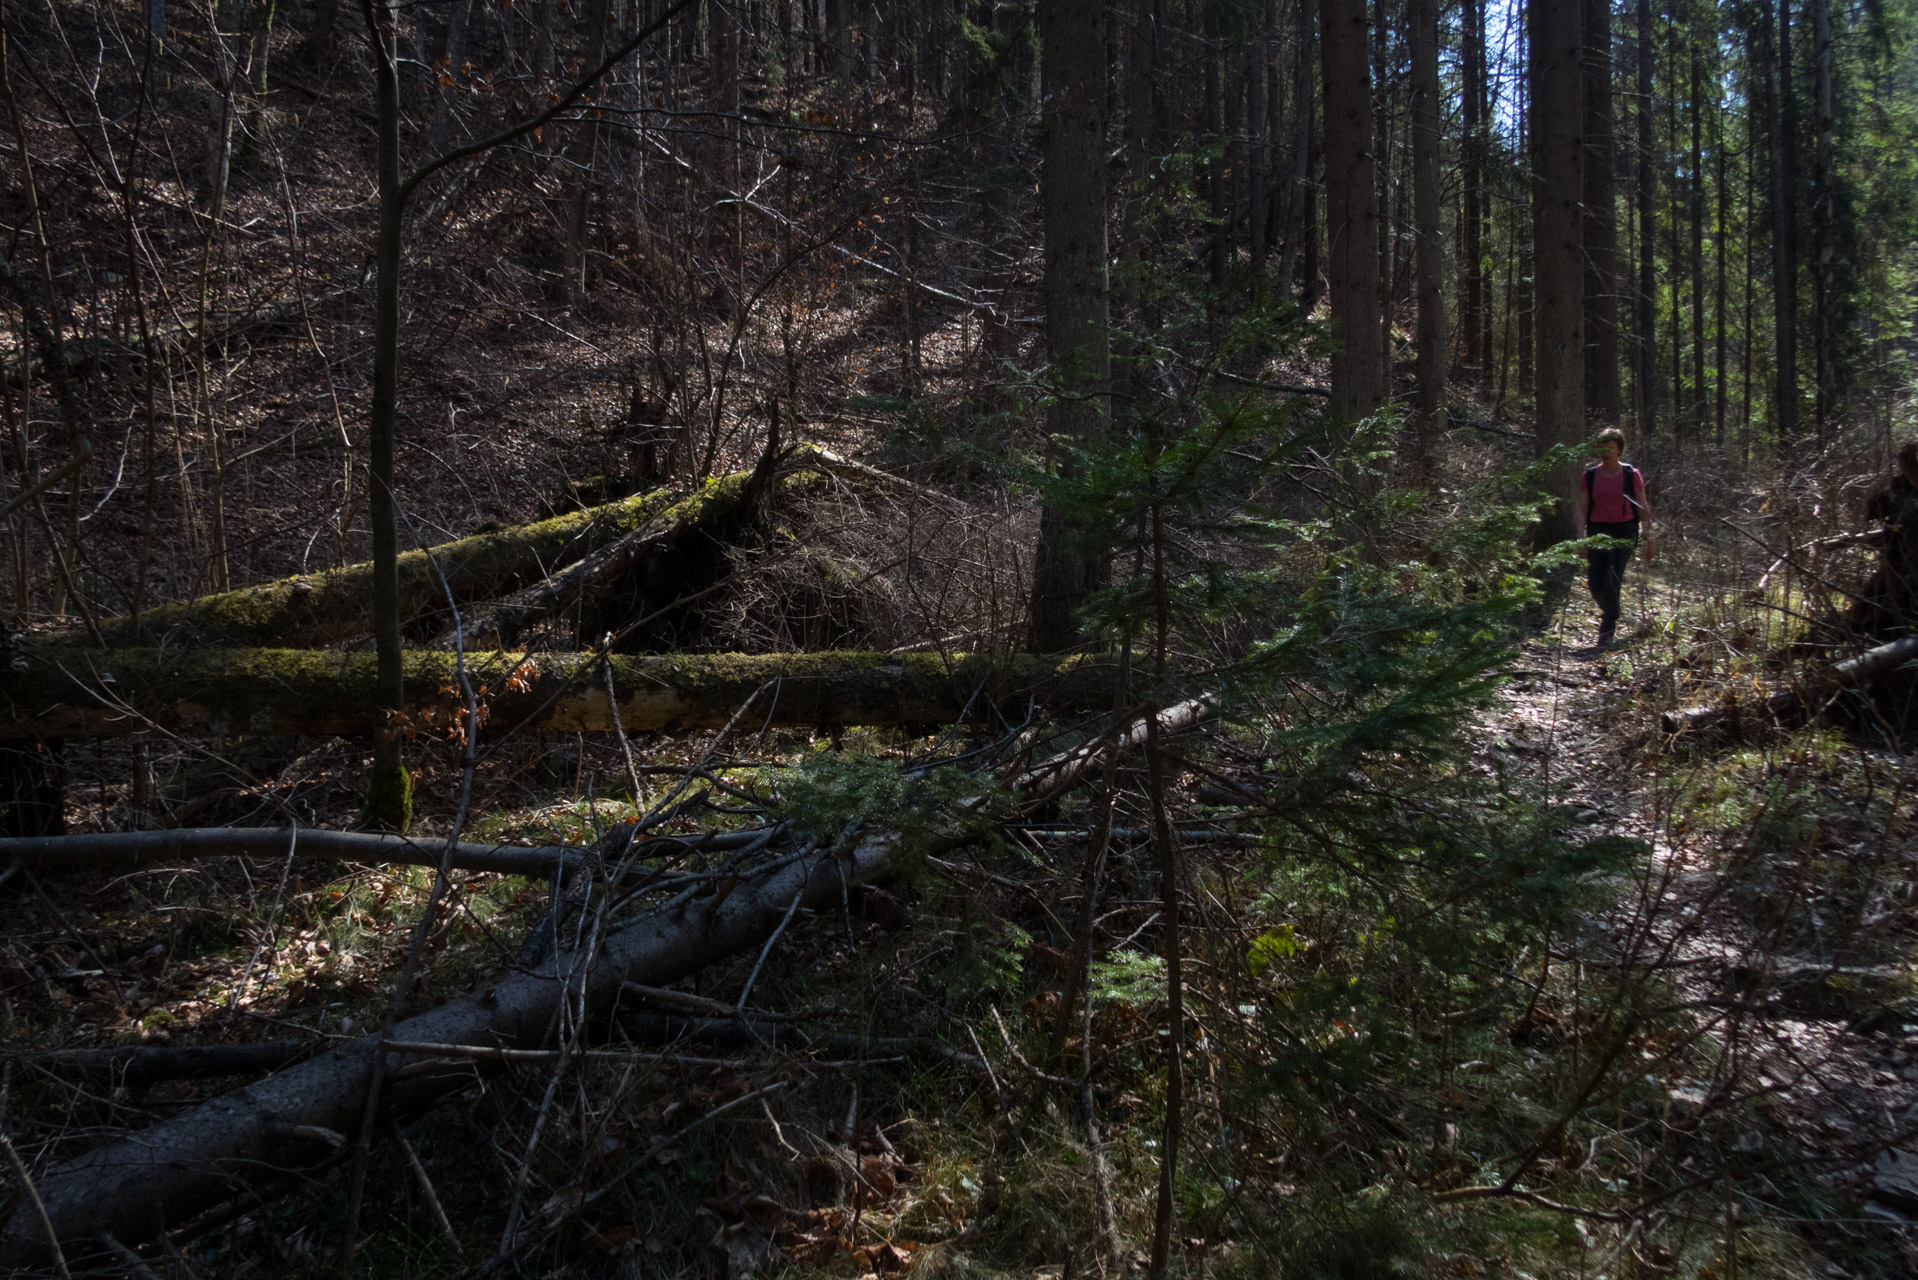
[{"left": 1493, "top": 584, "right": 1918, "bottom": 1260}]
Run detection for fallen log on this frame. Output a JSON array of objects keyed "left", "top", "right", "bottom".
[
  {"left": 1662, "top": 634, "right": 1918, "bottom": 736},
  {"left": 97, "top": 465, "right": 771, "bottom": 649},
  {"left": 0, "top": 830, "right": 904, "bottom": 1261},
  {"left": 0, "top": 647, "right": 1112, "bottom": 740},
  {"left": 0, "top": 826, "right": 771, "bottom": 877},
  {"left": 17, "top": 1040, "right": 322, "bottom": 1087},
  {"left": 0, "top": 698, "right": 1204, "bottom": 1262}
]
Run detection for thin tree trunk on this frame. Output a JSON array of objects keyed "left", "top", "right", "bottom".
[
  {"left": 364, "top": 0, "right": 411, "bottom": 831},
  {"left": 1811, "top": 0, "right": 1836, "bottom": 441},
  {"left": 1689, "top": 42, "right": 1706, "bottom": 433},
  {"left": 1027, "top": 0, "right": 1110, "bottom": 652},
  {"left": 1667, "top": 23, "right": 1684, "bottom": 433},
  {"left": 1410, "top": 0, "right": 1446, "bottom": 471},
  {"left": 1635, "top": 0, "right": 1657, "bottom": 436},
  {"left": 1726, "top": 100, "right": 1741, "bottom": 443},
  {"left": 1765, "top": 0, "right": 1800, "bottom": 448},
  {"left": 1461, "top": 0, "right": 1488, "bottom": 378},
  {"left": 1531, "top": 0, "right": 1584, "bottom": 543},
  {"left": 1582, "top": 0, "right": 1620, "bottom": 421},
  {"left": 1248, "top": 29, "right": 1268, "bottom": 287},
  {"left": 1320, "top": 0, "right": 1384, "bottom": 422}
]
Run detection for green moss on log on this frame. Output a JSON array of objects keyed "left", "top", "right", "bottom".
[
  {"left": 1, "top": 646, "right": 1118, "bottom": 740},
  {"left": 100, "top": 484, "right": 700, "bottom": 648},
  {"left": 362, "top": 761, "right": 413, "bottom": 832}
]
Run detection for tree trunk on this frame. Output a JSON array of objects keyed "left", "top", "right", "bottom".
[
  {"left": 1715, "top": 102, "right": 1729, "bottom": 442},
  {"left": 1765, "top": 0, "right": 1800, "bottom": 448},
  {"left": 1409, "top": 0, "right": 1446, "bottom": 471},
  {"left": 1027, "top": 0, "right": 1110, "bottom": 652},
  {"left": 0, "top": 831, "right": 908, "bottom": 1263},
  {"left": 1532, "top": 0, "right": 1584, "bottom": 543},
  {"left": 365, "top": 0, "right": 411, "bottom": 830},
  {"left": 1811, "top": 0, "right": 1836, "bottom": 442},
  {"left": 0, "top": 648, "right": 1127, "bottom": 742},
  {"left": 1635, "top": 0, "right": 1657, "bottom": 437},
  {"left": 3, "top": 825, "right": 770, "bottom": 880},
  {"left": 100, "top": 464, "right": 778, "bottom": 649},
  {"left": 1319, "top": 0, "right": 1384, "bottom": 423},
  {"left": 1461, "top": 0, "right": 1488, "bottom": 378},
  {"left": 1689, "top": 43, "right": 1707, "bottom": 433},
  {"left": 1582, "top": 0, "right": 1621, "bottom": 422},
  {"left": 1247, "top": 30, "right": 1268, "bottom": 287}
]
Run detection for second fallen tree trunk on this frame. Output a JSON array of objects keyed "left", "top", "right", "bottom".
[
  {"left": 97, "top": 464, "right": 776, "bottom": 649},
  {"left": 0, "top": 832, "right": 906, "bottom": 1262},
  {"left": 1662, "top": 634, "right": 1918, "bottom": 735},
  {"left": 0, "top": 698, "right": 1210, "bottom": 1263},
  {"left": 0, "top": 826, "right": 773, "bottom": 877},
  {"left": 0, "top": 647, "right": 1115, "bottom": 740}
]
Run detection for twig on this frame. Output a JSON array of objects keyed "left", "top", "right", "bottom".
[
  {"left": 989, "top": 1005, "right": 1073, "bottom": 1088},
  {"left": 737, "top": 884, "right": 806, "bottom": 1010},
  {"left": 225, "top": 822, "right": 298, "bottom": 1015},
  {"left": 383, "top": 1040, "right": 746, "bottom": 1069},
  {"left": 96, "top": 1233, "right": 162, "bottom": 1280},
  {"left": 1430, "top": 1183, "right": 1628, "bottom": 1222},
  {"left": 1, "top": 1129, "right": 72, "bottom": 1280},
  {"left": 394, "top": 1128, "right": 461, "bottom": 1249}
]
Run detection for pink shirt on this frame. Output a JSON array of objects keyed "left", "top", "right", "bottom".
[{"left": 1587, "top": 465, "right": 1643, "bottom": 523}]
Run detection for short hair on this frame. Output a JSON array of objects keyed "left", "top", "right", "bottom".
[{"left": 1594, "top": 427, "right": 1627, "bottom": 450}]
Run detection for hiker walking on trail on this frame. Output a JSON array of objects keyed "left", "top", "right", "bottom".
[{"left": 1578, "top": 427, "right": 1656, "bottom": 649}]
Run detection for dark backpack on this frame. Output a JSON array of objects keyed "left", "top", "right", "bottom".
[{"left": 1584, "top": 463, "right": 1642, "bottom": 523}]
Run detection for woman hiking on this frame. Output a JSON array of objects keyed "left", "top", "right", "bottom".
[{"left": 1577, "top": 427, "right": 1656, "bottom": 649}]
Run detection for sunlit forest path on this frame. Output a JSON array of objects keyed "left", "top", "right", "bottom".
[{"left": 1481, "top": 570, "right": 1918, "bottom": 1265}]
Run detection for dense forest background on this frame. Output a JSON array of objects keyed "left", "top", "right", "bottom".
[{"left": 3, "top": 0, "right": 1918, "bottom": 1274}]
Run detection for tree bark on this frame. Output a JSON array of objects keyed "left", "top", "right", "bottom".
[
  {"left": 0, "top": 827, "right": 622, "bottom": 878},
  {"left": 0, "top": 648, "right": 1124, "bottom": 741},
  {"left": 1461, "top": 0, "right": 1489, "bottom": 378},
  {"left": 1582, "top": 0, "right": 1621, "bottom": 422},
  {"left": 0, "top": 695, "right": 1203, "bottom": 1264},
  {"left": 363, "top": 0, "right": 410, "bottom": 828},
  {"left": 1409, "top": 0, "right": 1447, "bottom": 470},
  {"left": 1532, "top": 0, "right": 1586, "bottom": 543},
  {"left": 1635, "top": 0, "right": 1657, "bottom": 436},
  {"left": 1764, "top": 0, "right": 1800, "bottom": 448},
  {"left": 1811, "top": 0, "right": 1836, "bottom": 442},
  {"left": 1319, "top": 0, "right": 1384, "bottom": 423},
  {"left": 0, "top": 831, "right": 907, "bottom": 1262},
  {"left": 1027, "top": 0, "right": 1110, "bottom": 652},
  {"left": 100, "top": 464, "right": 777, "bottom": 649}
]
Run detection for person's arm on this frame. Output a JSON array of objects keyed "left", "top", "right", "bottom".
[{"left": 1577, "top": 476, "right": 1590, "bottom": 534}]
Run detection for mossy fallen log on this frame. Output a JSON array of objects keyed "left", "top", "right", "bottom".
[
  {"left": 1, "top": 646, "right": 1114, "bottom": 740},
  {"left": 100, "top": 468, "right": 769, "bottom": 649}
]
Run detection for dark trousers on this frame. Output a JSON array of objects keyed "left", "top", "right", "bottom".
[{"left": 1586, "top": 521, "right": 1638, "bottom": 634}]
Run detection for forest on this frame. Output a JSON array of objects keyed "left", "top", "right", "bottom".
[{"left": 1, "top": 0, "right": 1917, "bottom": 1272}]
